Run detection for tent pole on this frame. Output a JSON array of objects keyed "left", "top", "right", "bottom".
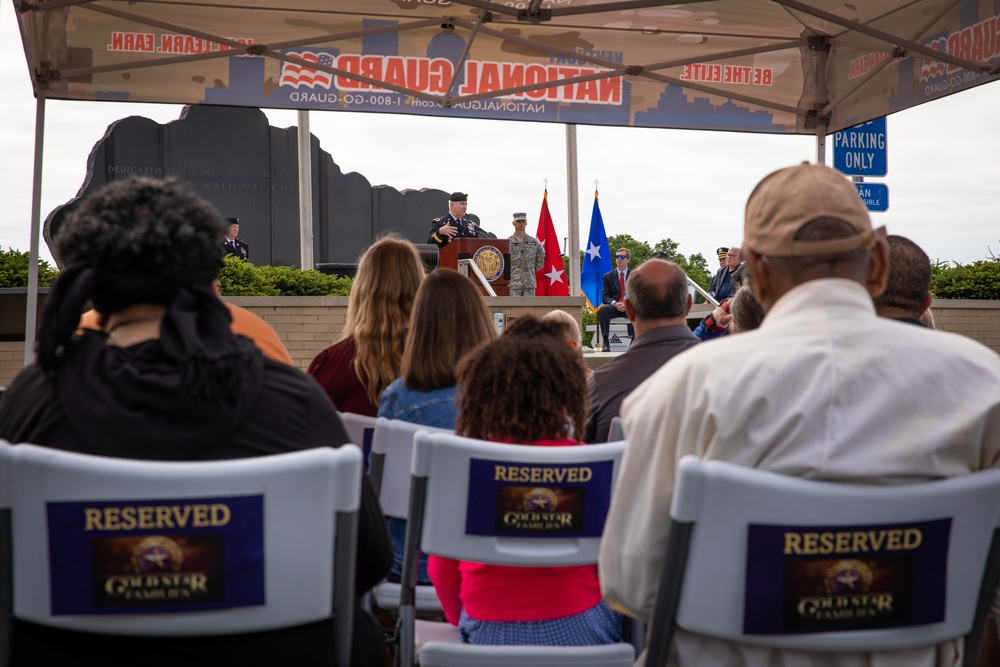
[
  {"left": 565, "top": 124, "right": 580, "bottom": 297},
  {"left": 24, "top": 89, "right": 46, "bottom": 367},
  {"left": 815, "top": 40, "right": 830, "bottom": 166},
  {"left": 297, "top": 109, "right": 314, "bottom": 271}
]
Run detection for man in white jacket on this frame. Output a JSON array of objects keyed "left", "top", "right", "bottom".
[{"left": 599, "top": 163, "right": 1000, "bottom": 667}]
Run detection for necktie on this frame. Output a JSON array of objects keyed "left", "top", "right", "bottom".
[{"left": 619, "top": 271, "right": 626, "bottom": 300}]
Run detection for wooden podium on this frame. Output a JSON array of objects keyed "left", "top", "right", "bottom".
[{"left": 439, "top": 238, "right": 511, "bottom": 296}]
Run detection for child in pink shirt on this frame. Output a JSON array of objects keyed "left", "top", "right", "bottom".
[{"left": 427, "top": 317, "right": 622, "bottom": 646}]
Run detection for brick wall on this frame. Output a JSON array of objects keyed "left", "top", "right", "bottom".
[
  {"left": 229, "top": 296, "right": 349, "bottom": 371},
  {"left": 929, "top": 300, "right": 1000, "bottom": 351},
  {"left": 229, "top": 296, "right": 586, "bottom": 372},
  {"left": 2, "top": 297, "right": 997, "bottom": 388},
  {"left": 0, "top": 342, "right": 23, "bottom": 391}
]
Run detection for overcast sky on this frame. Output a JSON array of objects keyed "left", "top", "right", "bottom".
[{"left": 3, "top": 7, "right": 999, "bottom": 271}]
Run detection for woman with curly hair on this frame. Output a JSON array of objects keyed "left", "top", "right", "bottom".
[
  {"left": 378, "top": 268, "right": 497, "bottom": 583},
  {"left": 0, "top": 176, "right": 392, "bottom": 666},
  {"left": 427, "top": 316, "right": 622, "bottom": 646},
  {"left": 308, "top": 235, "right": 425, "bottom": 415}
]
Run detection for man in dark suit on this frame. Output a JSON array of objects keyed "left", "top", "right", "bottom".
[
  {"left": 707, "top": 246, "right": 729, "bottom": 296},
  {"left": 708, "top": 246, "right": 741, "bottom": 300},
  {"left": 428, "top": 192, "right": 493, "bottom": 248},
  {"left": 585, "top": 258, "right": 698, "bottom": 442},
  {"left": 597, "top": 247, "right": 633, "bottom": 352},
  {"left": 221, "top": 217, "right": 249, "bottom": 261}
]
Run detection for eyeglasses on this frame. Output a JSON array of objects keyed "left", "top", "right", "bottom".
[{"left": 615, "top": 254, "right": 629, "bottom": 260}]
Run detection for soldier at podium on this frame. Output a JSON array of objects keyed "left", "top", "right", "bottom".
[{"left": 428, "top": 192, "right": 494, "bottom": 248}]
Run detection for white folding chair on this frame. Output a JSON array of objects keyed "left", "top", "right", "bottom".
[
  {"left": 369, "top": 417, "right": 451, "bottom": 613},
  {"left": 398, "top": 431, "right": 635, "bottom": 667},
  {"left": 0, "top": 440, "right": 363, "bottom": 667},
  {"left": 645, "top": 456, "right": 1000, "bottom": 667},
  {"left": 608, "top": 416, "right": 625, "bottom": 442},
  {"left": 337, "top": 411, "right": 377, "bottom": 467}
]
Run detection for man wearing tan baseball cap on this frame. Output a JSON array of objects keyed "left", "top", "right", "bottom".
[
  {"left": 600, "top": 163, "right": 1000, "bottom": 667},
  {"left": 740, "top": 162, "right": 889, "bottom": 310}
]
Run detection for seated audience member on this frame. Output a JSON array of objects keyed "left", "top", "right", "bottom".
[
  {"left": 692, "top": 284, "right": 765, "bottom": 341},
  {"left": 600, "top": 163, "right": 1000, "bottom": 666},
  {"left": 379, "top": 269, "right": 496, "bottom": 584},
  {"left": 428, "top": 317, "right": 622, "bottom": 646},
  {"left": 0, "top": 177, "right": 392, "bottom": 667},
  {"left": 872, "top": 233, "right": 934, "bottom": 326},
  {"left": 597, "top": 248, "right": 634, "bottom": 351},
  {"left": 542, "top": 309, "right": 587, "bottom": 367},
  {"left": 78, "top": 283, "right": 294, "bottom": 365},
  {"left": 707, "top": 247, "right": 728, "bottom": 296},
  {"left": 308, "top": 235, "right": 425, "bottom": 416},
  {"left": 585, "top": 259, "right": 698, "bottom": 443},
  {"left": 692, "top": 298, "right": 731, "bottom": 341},
  {"left": 728, "top": 284, "right": 765, "bottom": 333},
  {"left": 708, "top": 246, "right": 741, "bottom": 300}
]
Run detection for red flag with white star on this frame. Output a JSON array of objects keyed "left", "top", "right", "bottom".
[{"left": 534, "top": 189, "right": 569, "bottom": 296}]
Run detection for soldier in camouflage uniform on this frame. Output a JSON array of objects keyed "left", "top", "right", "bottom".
[{"left": 507, "top": 212, "right": 545, "bottom": 297}]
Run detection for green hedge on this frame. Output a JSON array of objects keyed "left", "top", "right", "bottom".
[
  {"left": 0, "top": 249, "right": 353, "bottom": 296},
  {"left": 931, "top": 259, "right": 1000, "bottom": 300},
  {"left": 0, "top": 248, "right": 60, "bottom": 288},
  {"left": 217, "top": 256, "right": 353, "bottom": 296},
  {"left": 11, "top": 246, "right": 1000, "bottom": 302}
]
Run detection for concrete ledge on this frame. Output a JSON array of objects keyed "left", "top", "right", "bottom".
[
  {"left": 930, "top": 299, "right": 1000, "bottom": 309},
  {"left": 2, "top": 294, "right": 996, "bottom": 387}
]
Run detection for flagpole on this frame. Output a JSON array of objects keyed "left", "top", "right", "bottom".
[
  {"left": 24, "top": 87, "right": 46, "bottom": 367},
  {"left": 565, "top": 124, "right": 580, "bottom": 297},
  {"left": 297, "top": 109, "right": 314, "bottom": 271}
]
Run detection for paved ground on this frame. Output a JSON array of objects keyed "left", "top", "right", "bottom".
[{"left": 582, "top": 348, "right": 624, "bottom": 371}]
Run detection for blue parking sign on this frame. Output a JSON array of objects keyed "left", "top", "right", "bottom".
[
  {"left": 855, "top": 182, "right": 889, "bottom": 212},
  {"left": 833, "top": 117, "right": 887, "bottom": 177}
]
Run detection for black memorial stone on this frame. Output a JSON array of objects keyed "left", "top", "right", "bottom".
[{"left": 44, "top": 105, "right": 452, "bottom": 269}]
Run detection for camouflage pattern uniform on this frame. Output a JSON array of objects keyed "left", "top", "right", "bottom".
[{"left": 508, "top": 234, "right": 545, "bottom": 296}]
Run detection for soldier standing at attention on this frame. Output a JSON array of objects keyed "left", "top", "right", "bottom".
[
  {"left": 507, "top": 212, "right": 545, "bottom": 296},
  {"left": 221, "top": 217, "right": 249, "bottom": 261},
  {"left": 428, "top": 192, "right": 491, "bottom": 248}
]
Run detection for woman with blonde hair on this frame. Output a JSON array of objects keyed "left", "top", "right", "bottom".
[
  {"left": 379, "top": 269, "right": 497, "bottom": 582},
  {"left": 308, "top": 236, "right": 425, "bottom": 415}
]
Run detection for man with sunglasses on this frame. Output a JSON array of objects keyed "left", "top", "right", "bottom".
[{"left": 597, "top": 248, "right": 634, "bottom": 352}]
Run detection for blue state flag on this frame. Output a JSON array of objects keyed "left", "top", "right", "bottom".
[{"left": 581, "top": 192, "right": 611, "bottom": 311}]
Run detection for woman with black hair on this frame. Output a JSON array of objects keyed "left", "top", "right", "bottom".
[{"left": 0, "top": 176, "right": 391, "bottom": 667}]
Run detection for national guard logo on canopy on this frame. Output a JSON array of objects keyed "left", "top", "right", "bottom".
[
  {"left": 743, "top": 518, "right": 951, "bottom": 635},
  {"left": 46, "top": 495, "right": 265, "bottom": 616}
]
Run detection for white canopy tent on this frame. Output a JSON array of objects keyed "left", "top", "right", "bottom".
[{"left": 11, "top": 0, "right": 1000, "bottom": 363}]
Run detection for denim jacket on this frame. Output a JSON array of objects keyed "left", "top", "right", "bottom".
[
  {"left": 377, "top": 378, "right": 458, "bottom": 583},
  {"left": 377, "top": 378, "right": 457, "bottom": 428}
]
